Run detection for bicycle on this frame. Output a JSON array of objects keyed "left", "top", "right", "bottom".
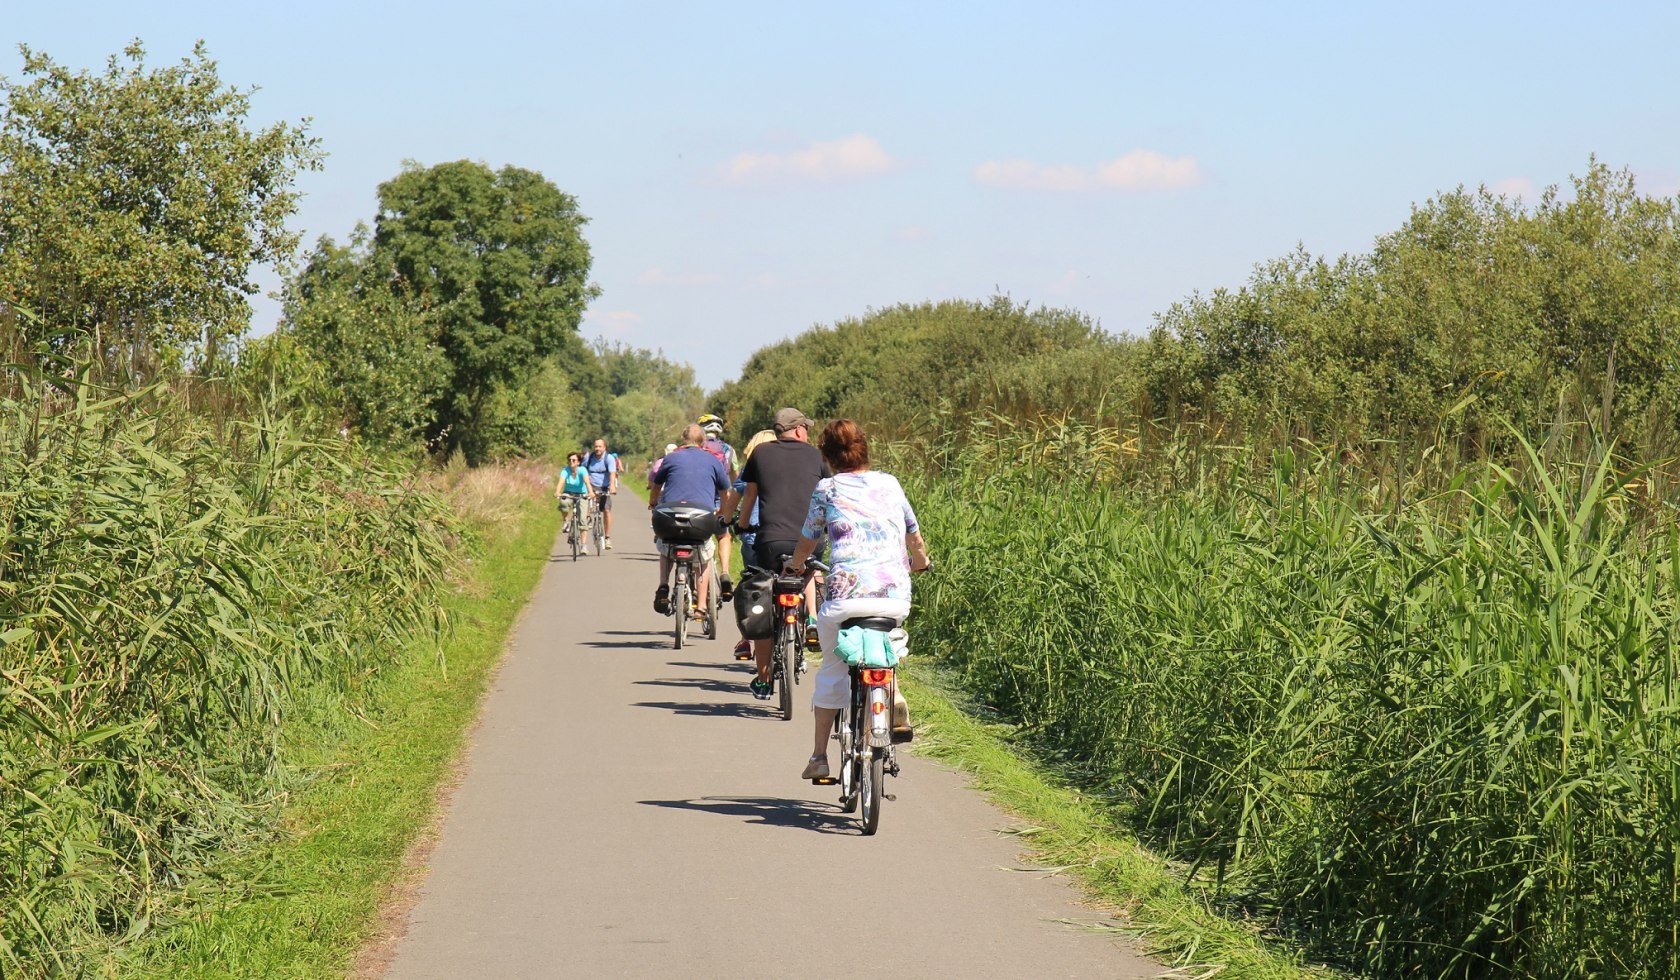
[
  {"left": 561, "top": 493, "right": 589, "bottom": 561},
  {"left": 652, "top": 504, "right": 718, "bottom": 650},
  {"left": 736, "top": 527, "right": 814, "bottom": 722},
  {"left": 589, "top": 490, "right": 608, "bottom": 556}
]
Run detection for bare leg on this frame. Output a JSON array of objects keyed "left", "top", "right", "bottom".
[
  {"left": 717, "top": 532, "right": 732, "bottom": 577},
  {"left": 752, "top": 637, "right": 772, "bottom": 684},
  {"left": 812, "top": 706, "right": 840, "bottom": 758}
]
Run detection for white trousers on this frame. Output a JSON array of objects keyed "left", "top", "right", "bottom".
[{"left": 811, "top": 597, "right": 911, "bottom": 710}]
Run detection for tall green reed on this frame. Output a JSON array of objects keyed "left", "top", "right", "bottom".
[
  {"left": 895, "top": 414, "right": 1678, "bottom": 978},
  {"left": 0, "top": 360, "right": 455, "bottom": 974}
]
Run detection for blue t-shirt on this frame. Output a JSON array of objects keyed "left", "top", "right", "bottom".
[
  {"left": 653, "top": 446, "right": 728, "bottom": 509},
  {"left": 560, "top": 465, "right": 589, "bottom": 495},
  {"left": 583, "top": 451, "right": 619, "bottom": 490}
]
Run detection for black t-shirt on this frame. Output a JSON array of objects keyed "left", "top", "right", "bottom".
[{"left": 740, "top": 439, "right": 831, "bottom": 542}]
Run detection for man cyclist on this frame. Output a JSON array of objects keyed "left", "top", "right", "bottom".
[
  {"left": 649, "top": 425, "right": 729, "bottom": 618},
  {"left": 730, "top": 407, "right": 830, "bottom": 700},
  {"left": 581, "top": 438, "right": 620, "bottom": 550},
  {"left": 696, "top": 413, "right": 738, "bottom": 599}
]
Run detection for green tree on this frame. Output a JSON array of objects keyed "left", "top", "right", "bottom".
[
  {"left": 0, "top": 40, "right": 320, "bottom": 371},
  {"left": 279, "top": 230, "right": 450, "bottom": 443},
  {"left": 370, "top": 160, "right": 598, "bottom": 460}
]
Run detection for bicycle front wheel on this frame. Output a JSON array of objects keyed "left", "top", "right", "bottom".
[
  {"left": 569, "top": 510, "right": 580, "bottom": 561},
  {"left": 705, "top": 567, "right": 720, "bottom": 640},
  {"left": 592, "top": 506, "right": 604, "bottom": 556}
]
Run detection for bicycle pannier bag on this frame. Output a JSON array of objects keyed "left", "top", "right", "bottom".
[
  {"left": 652, "top": 504, "right": 718, "bottom": 544},
  {"left": 732, "top": 568, "right": 776, "bottom": 640}
]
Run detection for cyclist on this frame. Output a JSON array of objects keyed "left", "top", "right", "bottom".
[
  {"left": 697, "top": 413, "right": 738, "bottom": 599},
  {"left": 730, "top": 428, "right": 777, "bottom": 660},
  {"left": 648, "top": 425, "right": 729, "bottom": 617},
  {"left": 730, "top": 408, "right": 830, "bottom": 700},
  {"left": 646, "top": 442, "right": 677, "bottom": 495},
  {"left": 784, "top": 418, "right": 929, "bottom": 780},
  {"left": 581, "top": 438, "right": 621, "bottom": 550},
  {"left": 554, "top": 451, "right": 592, "bottom": 549}
]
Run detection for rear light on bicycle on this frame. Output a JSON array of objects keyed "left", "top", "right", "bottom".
[
  {"left": 871, "top": 700, "right": 886, "bottom": 715},
  {"left": 674, "top": 548, "right": 693, "bottom": 559},
  {"left": 785, "top": 613, "right": 797, "bottom": 624},
  {"left": 776, "top": 593, "right": 800, "bottom": 607},
  {"left": 861, "top": 668, "right": 893, "bottom": 687}
]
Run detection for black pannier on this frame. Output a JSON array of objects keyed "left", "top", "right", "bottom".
[
  {"left": 652, "top": 504, "right": 718, "bottom": 544},
  {"left": 732, "top": 567, "right": 777, "bottom": 640}
]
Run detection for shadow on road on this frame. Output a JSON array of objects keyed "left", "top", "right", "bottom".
[
  {"left": 634, "top": 677, "right": 750, "bottom": 695},
  {"left": 575, "top": 629, "right": 671, "bottom": 651},
  {"left": 665, "top": 660, "right": 749, "bottom": 672},
  {"left": 633, "top": 700, "right": 778, "bottom": 720},
  {"left": 637, "top": 796, "right": 855, "bottom": 834}
]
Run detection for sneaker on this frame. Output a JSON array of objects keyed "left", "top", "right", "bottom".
[
  {"left": 604, "top": 537, "right": 613, "bottom": 550},
  {"left": 749, "top": 677, "right": 772, "bottom": 700},
  {"left": 653, "top": 585, "right": 671, "bottom": 616},
  {"left": 801, "top": 755, "right": 831, "bottom": 780},
  {"left": 562, "top": 518, "right": 572, "bottom": 534},
  {"left": 719, "top": 574, "right": 734, "bottom": 601},
  {"left": 733, "top": 639, "right": 752, "bottom": 661}
]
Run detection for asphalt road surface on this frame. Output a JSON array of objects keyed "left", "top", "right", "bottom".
[{"left": 382, "top": 513, "right": 1159, "bottom": 979}]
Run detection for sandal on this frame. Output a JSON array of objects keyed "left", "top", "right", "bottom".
[
  {"left": 653, "top": 584, "right": 671, "bottom": 615},
  {"left": 801, "top": 755, "right": 830, "bottom": 781},
  {"left": 719, "top": 574, "right": 734, "bottom": 601},
  {"left": 733, "top": 639, "right": 753, "bottom": 661}
]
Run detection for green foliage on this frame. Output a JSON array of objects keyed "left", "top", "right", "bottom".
[
  {"left": 372, "top": 160, "right": 599, "bottom": 461},
  {"left": 0, "top": 358, "right": 454, "bottom": 975},
  {"left": 906, "top": 416, "right": 1680, "bottom": 978},
  {"left": 277, "top": 230, "right": 450, "bottom": 444},
  {"left": 709, "top": 296, "right": 1105, "bottom": 440},
  {"left": 0, "top": 41, "right": 320, "bottom": 369},
  {"left": 589, "top": 341, "right": 707, "bottom": 463}
]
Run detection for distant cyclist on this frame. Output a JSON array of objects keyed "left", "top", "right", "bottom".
[
  {"left": 730, "top": 408, "right": 830, "bottom": 700},
  {"left": 581, "top": 438, "right": 621, "bottom": 550},
  {"left": 697, "top": 414, "right": 739, "bottom": 599},
  {"left": 649, "top": 425, "right": 729, "bottom": 617},
  {"left": 646, "top": 442, "right": 677, "bottom": 495},
  {"left": 554, "top": 451, "right": 592, "bottom": 548}
]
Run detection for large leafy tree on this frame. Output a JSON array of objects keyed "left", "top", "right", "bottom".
[
  {"left": 0, "top": 41, "right": 320, "bottom": 370},
  {"left": 371, "top": 160, "right": 597, "bottom": 460}
]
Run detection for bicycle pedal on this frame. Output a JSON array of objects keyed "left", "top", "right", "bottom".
[
  {"left": 883, "top": 793, "right": 897, "bottom": 802},
  {"left": 810, "top": 776, "right": 839, "bottom": 786}
]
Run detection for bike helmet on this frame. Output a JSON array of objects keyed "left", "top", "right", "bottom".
[{"left": 696, "top": 412, "right": 725, "bottom": 435}]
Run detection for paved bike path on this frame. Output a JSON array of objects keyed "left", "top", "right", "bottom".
[{"left": 382, "top": 515, "right": 1159, "bottom": 979}]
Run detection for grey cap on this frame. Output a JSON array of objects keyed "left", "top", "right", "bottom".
[{"left": 773, "top": 407, "right": 814, "bottom": 433}]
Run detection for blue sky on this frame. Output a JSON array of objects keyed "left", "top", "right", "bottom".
[{"left": 9, "top": 1, "right": 1679, "bottom": 389}]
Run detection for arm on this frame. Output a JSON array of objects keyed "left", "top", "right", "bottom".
[
  {"left": 733, "top": 484, "right": 759, "bottom": 526},
  {"left": 648, "top": 482, "right": 662, "bottom": 510},
  {"left": 610, "top": 457, "right": 621, "bottom": 494},
  {"left": 788, "top": 535, "right": 820, "bottom": 572},
  {"left": 906, "top": 531, "right": 930, "bottom": 572}
]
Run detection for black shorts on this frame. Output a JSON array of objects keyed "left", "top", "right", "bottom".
[
  {"left": 593, "top": 489, "right": 612, "bottom": 512},
  {"left": 759, "top": 539, "right": 798, "bottom": 572}
]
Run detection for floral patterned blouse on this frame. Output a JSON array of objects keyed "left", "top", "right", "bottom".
[{"left": 801, "top": 471, "right": 920, "bottom": 602}]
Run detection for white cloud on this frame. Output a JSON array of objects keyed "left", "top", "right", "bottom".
[
  {"left": 1488, "top": 176, "right": 1537, "bottom": 200},
  {"left": 974, "top": 149, "right": 1202, "bottom": 192},
  {"left": 1048, "top": 269, "right": 1081, "bottom": 293},
  {"left": 896, "top": 225, "right": 932, "bottom": 241},
  {"left": 636, "top": 267, "right": 720, "bottom": 287},
  {"left": 725, "top": 134, "right": 898, "bottom": 184}
]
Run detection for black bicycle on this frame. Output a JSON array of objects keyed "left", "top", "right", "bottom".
[
  {"left": 561, "top": 493, "right": 589, "bottom": 561},
  {"left": 653, "top": 504, "right": 720, "bottom": 651}
]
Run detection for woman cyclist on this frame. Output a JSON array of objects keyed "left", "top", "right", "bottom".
[
  {"left": 784, "top": 419, "right": 930, "bottom": 781},
  {"left": 555, "top": 452, "right": 592, "bottom": 547}
]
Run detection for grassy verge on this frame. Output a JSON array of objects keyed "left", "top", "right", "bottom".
[
  {"left": 118, "top": 492, "right": 559, "bottom": 978},
  {"left": 897, "top": 666, "right": 1337, "bottom": 980}
]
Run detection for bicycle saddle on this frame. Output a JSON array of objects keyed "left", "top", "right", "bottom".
[{"left": 840, "top": 616, "right": 898, "bottom": 631}]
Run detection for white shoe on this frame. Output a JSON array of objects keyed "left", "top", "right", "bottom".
[{"left": 604, "top": 538, "right": 613, "bottom": 550}]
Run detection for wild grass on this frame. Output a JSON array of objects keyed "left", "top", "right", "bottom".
[
  {"left": 895, "top": 414, "right": 1680, "bottom": 978},
  {"left": 0, "top": 360, "right": 455, "bottom": 975}
]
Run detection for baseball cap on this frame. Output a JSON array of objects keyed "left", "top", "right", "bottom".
[{"left": 773, "top": 408, "right": 815, "bottom": 433}]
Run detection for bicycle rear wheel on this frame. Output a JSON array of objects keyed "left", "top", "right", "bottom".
[
  {"left": 861, "top": 749, "right": 884, "bottom": 835},
  {"left": 777, "top": 631, "right": 795, "bottom": 721},
  {"left": 671, "top": 573, "right": 687, "bottom": 650}
]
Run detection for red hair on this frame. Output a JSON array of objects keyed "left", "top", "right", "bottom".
[{"left": 819, "top": 419, "right": 870, "bottom": 472}]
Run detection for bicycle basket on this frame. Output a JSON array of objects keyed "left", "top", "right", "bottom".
[{"left": 652, "top": 504, "right": 718, "bottom": 544}]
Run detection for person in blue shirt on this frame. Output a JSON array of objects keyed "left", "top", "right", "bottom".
[
  {"left": 648, "top": 425, "right": 729, "bottom": 616},
  {"left": 554, "top": 451, "right": 593, "bottom": 547},
  {"left": 581, "top": 438, "right": 621, "bottom": 549}
]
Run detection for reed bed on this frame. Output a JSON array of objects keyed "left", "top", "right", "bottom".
[
  {"left": 898, "top": 416, "right": 1679, "bottom": 978},
  {"left": 0, "top": 364, "right": 455, "bottom": 974}
]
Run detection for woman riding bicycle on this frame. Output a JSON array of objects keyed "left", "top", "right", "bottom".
[
  {"left": 784, "top": 419, "right": 930, "bottom": 781},
  {"left": 555, "top": 452, "right": 592, "bottom": 546}
]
